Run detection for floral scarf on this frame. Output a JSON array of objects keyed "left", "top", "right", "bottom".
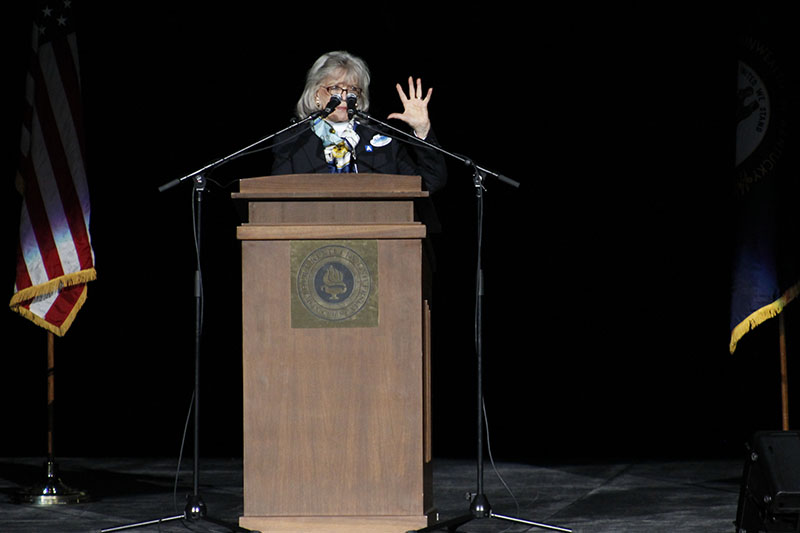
[{"left": 311, "top": 118, "right": 360, "bottom": 173}]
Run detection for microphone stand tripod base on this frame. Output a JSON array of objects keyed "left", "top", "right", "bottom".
[
  {"left": 99, "top": 493, "right": 209, "bottom": 533},
  {"left": 413, "top": 498, "right": 572, "bottom": 533},
  {"left": 185, "top": 493, "right": 207, "bottom": 521},
  {"left": 13, "top": 460, "right": 90, "bottom": 505}
]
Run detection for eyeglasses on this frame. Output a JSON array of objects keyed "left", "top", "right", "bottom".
[{"left": 323, "top": 85, "right": 362, "bottom": 96}]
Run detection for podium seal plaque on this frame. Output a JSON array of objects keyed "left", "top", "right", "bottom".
[{"left": 291, "top": 241, "right": 378, "bottom": 327}]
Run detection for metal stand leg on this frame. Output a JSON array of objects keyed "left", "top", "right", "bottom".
[{"left": 413, "top": 168, "right": 571, "bottom": 533}]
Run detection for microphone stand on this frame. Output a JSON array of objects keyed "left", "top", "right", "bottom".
[
  {"left": 355, "top": 111, "right": 570, "bottom": 533},
  {"left": 101, "top": 112, "right": 324, "bottom": 533}
]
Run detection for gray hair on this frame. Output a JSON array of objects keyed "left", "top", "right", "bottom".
[{"left": 295, "top": 51, "right": 371, "bottom": 119}]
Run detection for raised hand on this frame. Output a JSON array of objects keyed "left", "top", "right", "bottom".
[{"left": 387, "top": 76, "right": 433, "bottom": 139}]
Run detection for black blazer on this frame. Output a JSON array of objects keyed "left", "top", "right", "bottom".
[{"left": 271, "top": 121, "right": 448, "bottom": 194}]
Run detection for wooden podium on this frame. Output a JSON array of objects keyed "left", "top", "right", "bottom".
[{"left": 233, "top": 174, "right": 434, "bottom": 533}]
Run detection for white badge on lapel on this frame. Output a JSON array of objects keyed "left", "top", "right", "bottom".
[{"left": 367, "top": 134, "right": 392, "bottom": 152}]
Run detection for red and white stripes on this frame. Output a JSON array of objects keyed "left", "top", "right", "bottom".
[{"left": 10, "top": 4, "right": 95, "bottom": 336}]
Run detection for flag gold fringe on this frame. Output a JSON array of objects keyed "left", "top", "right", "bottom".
[
  {"left": 730, "top": 281, "right": 800, "bottom": 354},
  {"left": 9, "top": 268, "right": 96, "bottom": 337}
]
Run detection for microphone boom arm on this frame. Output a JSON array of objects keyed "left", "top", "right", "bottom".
[
  {"left": 355, "top": 110, "right": 520, "bottom": 189},
  {"left": 157, "top": 110, "right": 328, "bottom": 193}
]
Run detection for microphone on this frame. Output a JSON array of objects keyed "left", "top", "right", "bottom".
[
  {"left": 346, "top": 92, "right": 358, "bottom": 120},
  {"left": 320, "top": 94, "right": 342, "bottom": 118}
]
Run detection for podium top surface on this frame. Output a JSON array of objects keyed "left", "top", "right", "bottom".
[{"left": 232, "top": 174, "right": 429, "bottom": 200}]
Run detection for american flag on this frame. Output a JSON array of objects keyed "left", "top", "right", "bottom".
[{"left": 10, "top": 1, "right": 96, "bottom": 336}]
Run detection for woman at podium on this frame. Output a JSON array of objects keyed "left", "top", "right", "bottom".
[{"left": 271, "top": 50, "right": 447, "bottom": 194}]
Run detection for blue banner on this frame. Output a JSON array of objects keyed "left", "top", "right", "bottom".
[{"left": 730, "top": 25, "right": 800, "bottom": 353}]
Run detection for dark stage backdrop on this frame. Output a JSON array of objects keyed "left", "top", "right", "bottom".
[{"left": 2, "top": 5, "right": 794, "bottom": 464}]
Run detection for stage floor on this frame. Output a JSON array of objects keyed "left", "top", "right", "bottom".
[{"left": 0, "top": 456, "right": 743, "bottom": 532}]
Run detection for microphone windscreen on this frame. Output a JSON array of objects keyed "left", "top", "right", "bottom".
[{"left": 323, "top": 95, "right": 342, "bottom": 114}]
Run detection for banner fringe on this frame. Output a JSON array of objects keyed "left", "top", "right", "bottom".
[
  {"left": 730, "top": 281, "right": 800, "bottom": 354},
  {"left": 9, "top": 269, "right": 95, "bottom": 337},
  {"left": 9, "top": 268, "right": 96, "bottom": 308}
]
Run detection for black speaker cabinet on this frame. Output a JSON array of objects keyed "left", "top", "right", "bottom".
[{"left": 736, "top": 431, "right": 800, "bottom": 532}]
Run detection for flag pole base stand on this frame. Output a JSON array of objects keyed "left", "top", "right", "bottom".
[{"left": 13, "top": 460, "right": 90, "bottom": 505}]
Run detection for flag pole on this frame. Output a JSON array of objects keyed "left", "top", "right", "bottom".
[
  {"left": 13, "top": 332, "right": 89, "bottom": 505},
  {"left": 47, "top": 332, "right": 55, "bottom": 461},
  {"left": 779, "top": 313, "right": 790, "bottom": 430}
]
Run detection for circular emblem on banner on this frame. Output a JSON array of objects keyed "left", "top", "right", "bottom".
[
  {"left": 735, "top": 35, "right": 787, "bottom": 195},
  {"left": 736, "top": 59, "right": 770, "bottom": 168},
  {"left": 296, "top": 245, "right": 372, "bottom": 321}
]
